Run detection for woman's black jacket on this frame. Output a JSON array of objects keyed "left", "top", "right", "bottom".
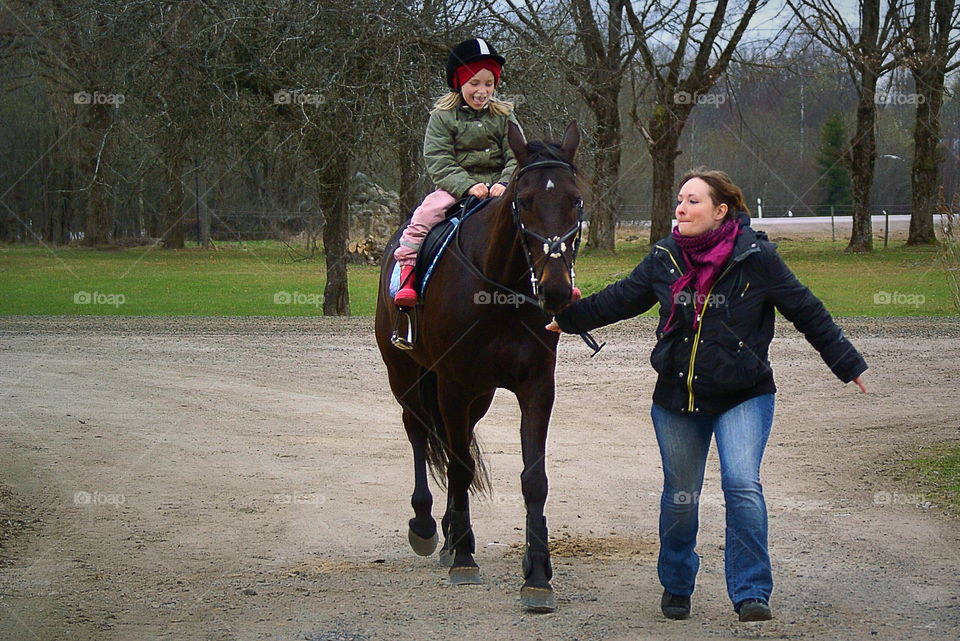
[{"left": 555, "top": 213, "right": 867, "bottom": 415}]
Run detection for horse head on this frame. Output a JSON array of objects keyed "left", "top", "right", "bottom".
[{"left": 507, "top": 121, "right": 583, "bottom": 315}]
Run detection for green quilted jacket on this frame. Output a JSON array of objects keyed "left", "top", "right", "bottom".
[{"left": 423, "top": 99, "right": 521, "bottom": 197}]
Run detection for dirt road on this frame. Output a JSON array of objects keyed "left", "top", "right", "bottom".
[{"left": 1, "top": 316, "right": 958, "bottom": 641}]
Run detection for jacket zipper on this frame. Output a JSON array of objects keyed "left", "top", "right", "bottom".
[
  {"left": 655, "top": 245, "right": 683, "bottom": 274},
  {"left": 685, "top": 280, "right": 716, "bottom": 412},
  {"left": 683, "top": 245, "right": 761, "bottom": 412}
]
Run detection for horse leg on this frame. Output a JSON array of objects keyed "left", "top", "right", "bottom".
[
  {"left": 404, "top": 406, "right": 439, "bottom": 555},
  {"left": 517, "top": 379, "right": 557, "bottom": 612},
  {"left": 438, "top": 391, "right": 494, "bottom": 567},
  {"left": 382, "top": 354, "right": 440, "bottom": 556},
  {"left": 437, "top": 383, "right": 488, "bottom": 586}
]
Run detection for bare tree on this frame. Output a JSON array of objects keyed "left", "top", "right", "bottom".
[
  {"left": 904, "top": 0, "right": 960, "bottom": 245},
  {"left": 215, "top": 0, "right": 402, "bottom": 315},
  {"left": 7, "top": 1, "right": 142, "bottom": 246},
  {"left": 484, "top": 0, "right": 639, "bottom": 251},
  {"left": 789, "top": 0, "right": 908, "bottom": 252},
  {"left": 624, "top": 0, "right": 766, "bottom": 243}
]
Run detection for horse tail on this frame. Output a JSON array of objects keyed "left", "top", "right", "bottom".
[{"left": 418, "top": 369, "right": 491, "bottom": 497}]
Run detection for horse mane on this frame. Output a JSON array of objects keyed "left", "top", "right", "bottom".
[{"left": 523, "top": 140, "right": 576, "bottom": 171}]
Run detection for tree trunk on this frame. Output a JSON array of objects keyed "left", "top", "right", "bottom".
[
  {"left": 908, "top": 67, "right": 945, "bottom": 245},
  {"left": 585, "top": 88, "right": 621, "bottom": 251},
  {"left": 846, "top": 70, "right": 878, "bottom": 253},
  {"left": 319, "top": 156, "right": 352, "bottom": 316},
  {"left": 397, "top": 126, "right": 422, "bottom": 225},
  {"left": 161, "top": 139, "right": 185, "bottom": 249},
  {"left": 648, "top": 104, "right": 690, "bottom": 243},
  {"left": 81, "top": 102, "right": 113, "bottom": 246}
]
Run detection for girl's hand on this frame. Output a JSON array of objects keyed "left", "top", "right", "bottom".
[
  {"left": 852, "top": 375, "right": 868, "bottom": 394},
  {"left": 468, "top": 183, "right": 489, "bottom": 199},
  {"left": 545, "top": 319, "right": 562, "bottom": 333},
  {"left": 489, "top": 183, "right": 506, "bottom": 198}
]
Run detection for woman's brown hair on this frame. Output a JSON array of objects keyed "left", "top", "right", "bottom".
[{"left": 678, "top": 168, "right": 751, "bottom": 219}]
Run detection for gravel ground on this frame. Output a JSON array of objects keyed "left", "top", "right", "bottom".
[{"left": 1, "top": 315, "right": 958, "bottom": 641}]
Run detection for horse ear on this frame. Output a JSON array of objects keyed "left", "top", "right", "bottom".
[
  {"left": 508, "top": 121, "right": 528, "bottom": 166},
  {"left": 560, "top": 121, "right": 580, "bottom": 161}
]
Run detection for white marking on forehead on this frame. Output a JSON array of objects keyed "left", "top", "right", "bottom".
[{"left": 546, "top": 179, "right": 555, "bottom": 190}]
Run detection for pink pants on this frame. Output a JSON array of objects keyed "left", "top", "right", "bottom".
[{"left": 394, "top": 189, "right": 457, "bottom": 267}]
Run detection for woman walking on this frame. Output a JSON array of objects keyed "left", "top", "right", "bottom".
[{"left": 547, "top": 169, "right": 867, "bottom": 622}]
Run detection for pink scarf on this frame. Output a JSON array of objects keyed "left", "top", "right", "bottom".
[{"left": 663, "top": 218, "right": 740, "bottom": 332}]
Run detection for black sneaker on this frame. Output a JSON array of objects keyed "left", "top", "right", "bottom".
[
  {"left": 661, "top": 590, "right": 691, "bottom": 620},
  {"left": 737, "top": 598, "right": 772, "bottom": 622}
]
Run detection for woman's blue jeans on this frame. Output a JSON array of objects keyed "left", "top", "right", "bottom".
[{"left": 651, "top": 393, "right": 775, "bottom": 608}]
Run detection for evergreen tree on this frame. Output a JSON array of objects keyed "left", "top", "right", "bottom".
[{"left": 817, "top": 113, "right": 853, "bottom": 212}]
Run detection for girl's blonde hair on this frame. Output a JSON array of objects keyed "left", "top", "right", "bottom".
[{"left": 431, "top": 91, "right": 513, "bottom": 116}]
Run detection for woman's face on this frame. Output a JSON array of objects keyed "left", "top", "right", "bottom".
[
  {"left": 675, "top": 177, "right": 728, "bottom": 237},
  {"left": 460, "top": 68, "right": 496, "bottom": 110}
]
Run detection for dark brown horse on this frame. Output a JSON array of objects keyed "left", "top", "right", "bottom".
[{"left": 374, "top": 122, "right": 584, "bottom": 611}]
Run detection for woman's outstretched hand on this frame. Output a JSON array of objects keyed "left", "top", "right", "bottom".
[
  {"left": 852, "top": 375, "right": 868, "bottom": 393},
  {"left": 545, "top": 319, "right": 561, "bottom": 333}
]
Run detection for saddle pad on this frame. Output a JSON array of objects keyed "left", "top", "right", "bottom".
[
  {"left": 415, "top": 216, "right": 461, "bottom": 297},
  {"left": 388, "top": 197, "right": 489, "bottom": 300},
  {"left": 387, "top": 218, "right": 458, "bottom": 298}
]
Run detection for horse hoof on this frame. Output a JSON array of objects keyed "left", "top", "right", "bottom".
[
  {"left": 408, "top": 528, "right": 439, "bottom": 556},
  {"left": 437, "top": 547, "right": 454, "bottom": 567},
  {"left": 448, "top": 566, "right": 482, "bottom": 586},
  {"left": 520, "top": 586, "right": 557, "bottom": 613}
]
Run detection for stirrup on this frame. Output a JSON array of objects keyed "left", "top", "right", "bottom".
[{"left": 391, "top": 307, "right": 415, "bottom": 350}]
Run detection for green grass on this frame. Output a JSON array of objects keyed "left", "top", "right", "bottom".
[
  {"left": 903, "top": 442, "right": 960, "bottom": 517},
  {"left": 576, "top": 239, "right": 955, "bottom": 317},
  {"left": 0, "top": 239, "right": 955, "bottom": 317},
  {"left": 0, "top": 241, "right": 382, "bottom": 316}
]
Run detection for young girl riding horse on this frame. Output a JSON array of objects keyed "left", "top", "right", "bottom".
[{"left": 393, "top": 37, "right": 522, "bottom": 307}]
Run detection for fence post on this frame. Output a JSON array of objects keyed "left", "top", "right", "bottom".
[
  {"left": 196, "top": 159, "right": 211, "bottom": 248},
  {"left": 756, "top": 197, "right": 763, "bottom": 218},
  {"left": 884, "top": 209, "right": 889, "bottom": 248},
  {"left": 831, "top": 205, "right": 835, "bottom": 242}
]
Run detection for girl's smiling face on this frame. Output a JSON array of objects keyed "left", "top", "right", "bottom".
[{"left": 460, "top": 68, "right": 496, "bottom": 110}]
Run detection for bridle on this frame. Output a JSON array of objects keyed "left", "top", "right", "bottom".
[
  {"left": 510, "top": 159, "right": 585, "bottom": 301},
  {"left": 449, "top": 156, "right": 604, "bottom": 356}
]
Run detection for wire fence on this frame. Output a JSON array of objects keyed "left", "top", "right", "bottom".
[
  {"left": 615, "top": 203, "right": 915, "bottom": 224},
  {"left": 29, "top": 203, "right": 920, "bottom": 246}
]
